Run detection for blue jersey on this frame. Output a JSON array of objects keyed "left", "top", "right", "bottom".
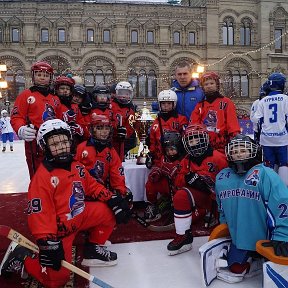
[
  {"left": 215, "top": 163, "right": 288, "bottom": 251},
  {"left": 171, "top": 80, "right": 204, "bottom": 120}
]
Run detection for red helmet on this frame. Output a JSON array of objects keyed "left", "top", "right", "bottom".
[
  {"left": 90, "top": 114, "right": 113, "bottom": 144},
  {"left": 31, "top": 61, "right": 54, "bottom": 85},
  {"left": 54, "top": 76, "right": 75, "bottom": 90},
  {"left": 182, "top": 124, "right": 209, "bottom": 157},
  {"left": 200, "top": 72, "right": 220, "bottom": 89},
  {"left": 90, "top": 113, "right": 111, "bottom": 126}
]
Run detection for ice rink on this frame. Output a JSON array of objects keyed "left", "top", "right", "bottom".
[{"left": 0, "top": 140, "right": 262, "bottom": 288}]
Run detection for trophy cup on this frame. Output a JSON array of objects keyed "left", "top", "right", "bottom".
[{"left": 129, "top": 102, "right": 154, "bottom": 165}]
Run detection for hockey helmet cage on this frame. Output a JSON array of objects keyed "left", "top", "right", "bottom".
[
  {"left": 115, "top": 81, "right": 133, "bottom": 104},
  {"left": 31, "top": 61, "right": 54, "bottom": 85},
  {"left": 225, "top": 134, "right": 262, "bottom": 174},
  {"left": 182, "top": 124, "right": 209, "bottom": 157}
]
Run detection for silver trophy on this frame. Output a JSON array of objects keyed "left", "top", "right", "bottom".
[{"left": 129, "top": 102, "right": 154, "bottom": 165}]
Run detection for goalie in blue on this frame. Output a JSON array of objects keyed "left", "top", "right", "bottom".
[{"left": 213, "top": 134, "right": 288, "bottom": 284}]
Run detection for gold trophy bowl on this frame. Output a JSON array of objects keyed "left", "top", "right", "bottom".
[{"left": 129, "top": 102, "right": 154, "bottom": 165}]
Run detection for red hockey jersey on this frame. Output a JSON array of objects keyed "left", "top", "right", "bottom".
[
  {"left": 190, "top": 97, "right": 240, "bottom": 152},
  {"left": 75, "top": 140, "right": 126, "bottom": 195}
]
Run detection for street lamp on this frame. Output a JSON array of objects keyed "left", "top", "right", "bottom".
[{"left": 0, "top": 64, "right": 8, "bottom": 111}]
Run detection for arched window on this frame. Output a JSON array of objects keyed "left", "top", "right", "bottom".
[
  {"left": 241, "top": 71, "right": 249, "bottom": 97},
  {"left": 84, "top": 69, "right": 94, "bottom": 88},
  {"left": 222, "top": 19, "right": 234, "bottom": 45},
  {"left": 128, "top": 70, "right": 138, "bottom": 96},
  {"left": 95, "top": 69, "right": 104, "bottom": 85},
  {"left": 240, "top": 20, "right": 251, "bottom": 46},
  {"left": 105, "top": 69, "right": 113, "bottom": 84},
  {"left": 139, "top": 69, "right": 146, "bottom": 98},
  {"left": 147, "top": 70, "right": 157, "bottom": 98}
]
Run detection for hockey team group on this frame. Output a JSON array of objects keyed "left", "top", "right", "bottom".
[{"left": 0, "top": 60, "right": 288, "bottom": 287}]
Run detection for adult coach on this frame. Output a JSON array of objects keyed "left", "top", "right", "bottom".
[{"left": 171, "top": 61, "right": 204, "bottom": 120}]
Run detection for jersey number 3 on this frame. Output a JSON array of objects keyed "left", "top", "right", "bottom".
[{"left": 269, "top": 103, "right": 277, "bottom": 123}]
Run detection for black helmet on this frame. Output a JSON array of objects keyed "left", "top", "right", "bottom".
[
  {"left": 73, "top": 84, "right": 87, "bottom": 98},
  {"left": 225, "top": 134, "right": 262, "bottom": 174},
  {"left": 162, "top": 131, "right": 184, "bottom": 160}
]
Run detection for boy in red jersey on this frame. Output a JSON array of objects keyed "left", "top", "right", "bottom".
[
  {"left": 10, "top": 61, "right": 62, "bottom": 178},
  {"left": 55, "top": 76, "right": 88, "bottom": 144},
  {"left": 111, "top": 81, "right": 136, "bottom": 161},
  {"left": 167, "top": 124, "right": 228, "bottom": 255},
  {"left": 144, "top": 131, "right": 185, "bottom": 222},
  {"left": 0, "top": 119, "right": 131, "bottom": 288},
  {"left": 75, "top": 114, "right": 129, "bottom": 198},
  {"left": 190, "top": 72, "right": 240, "bottom": 154},
  {"left": 147, "top": 90, "right": 187, "bottom": 168}
]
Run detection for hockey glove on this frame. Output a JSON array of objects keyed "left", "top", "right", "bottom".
[
  {"left": 185, "top": 172, "right": 200, "bottom": 186},
  {"left": 70, "top": 123, "right": 84, "bottom": 136},
  {"left": 149, "top": 167, "right": 162, "bottom": 183},
  {"left": 37, "top": 238, "right": 65, "bottom": 271},
  {"left": 117, "top": 126, "right": 127, "bottom": 140},
  {"left": 18, "top": 124, "right": 37, "bottom": 142},
  {"left": 145, "top": 152, "right": 153, "bottom": 169},
  {"left": 262, "top": 240, "right": 288, "bottom": 257},
  {"left": 107, "top": 194, "right": 131, "bottom": 224},
  {"left": 63, "top": 109, "right": 77, "bottom": 125}
]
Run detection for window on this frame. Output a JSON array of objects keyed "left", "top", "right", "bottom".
[
  {"left": 41, "top": 29, "right": 49, "bottom": 43},
  {"left": 58, "top": 29, "right": 65, "bottom": 42},
  {"left": 84, "top": 69, "right": 94, "bottom": 88},
  {"left": 103, "top": 29, "right": 110, "bottom": 43},
  {"left": 240, "top": 21, "right": 251, "bottom": 46},
  {"left": 12, "top": 28, "right": 20, "bottom": 42},
  {"left": 147, "top": 31, "right": 154, "bottom": 44},
  {"left": 128, "top": 69, "right": 157, "bottom": 99},
  {"left": 0, "top": 28, "right": 2, "bottom": 42},
  {"left": 275, "top": 29, "right": 282, "bottom": 53},
  {"left": 87, "top": 29, "right": 94, "bottom": 43},
  {"left": 222, "top": 20, "right": 234, "bottom": 45},
  {"left": 188, "top": 32, "right": 195, "bottom": 45},
  {"left": 131, "top": 30, "right": 138, "bottom": 44},
  {"left": 95, "top": 69, "right": 104, "bottom": 85},
  {"left": 173, "top": 31, "right": 180, "bottom": 44}
]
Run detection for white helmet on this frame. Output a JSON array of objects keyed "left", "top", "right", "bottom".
[
  {"left": 37, "top": 119, "right": 71, "bottom": 150},
  {"left": 115, "top": 81, "right": 133, "bottom": 104},
  {"left": 157, "top": 90, "right": 177, "bottom": 111},
  {"left": 1, "top": 109, "right": 8, "bottom": 116}
]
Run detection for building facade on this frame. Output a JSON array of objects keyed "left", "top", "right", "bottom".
[{"left": 0, "top": 0, "right": 287, "bottom": 114}]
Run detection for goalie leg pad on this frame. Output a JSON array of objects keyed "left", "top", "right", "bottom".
[
  {"left": 263, "top": 261, "right": 288, "bottom": 288},
  {"left": 199, "top": 237, "right": 231, "bottom": 286}
]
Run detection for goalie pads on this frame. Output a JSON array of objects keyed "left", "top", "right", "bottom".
[
  {"left": 199, "top": 237, "right": 231, "bottom": 286},
  {"left": 263, "top": 261, "right": 288, "bottom": 288}
]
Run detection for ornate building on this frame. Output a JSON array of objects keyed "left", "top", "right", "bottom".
[{"left": 0, "top": 0, "right": 287, "bottom": 113}]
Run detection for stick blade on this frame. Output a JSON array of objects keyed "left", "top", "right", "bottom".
[{"left": 0, "top": 225, "right": 11, "bottom": 238}]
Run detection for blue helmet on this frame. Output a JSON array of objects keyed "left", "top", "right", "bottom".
[
  {"left": 259, "top": 81, "right": 270, "bottom": 99},
  {"left": 267, "top": 72, "right": 286, "bottom": 92}
]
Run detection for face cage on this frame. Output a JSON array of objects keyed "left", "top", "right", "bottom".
[
  {"left": 32, "top": 70, "right": 53, "bottom": 86},
  {"left": 116, "top": 89, "right": 133, "bottom": 104},
  {"left": 225, "top": 140, "right": 258, "bottom": 162},
  {"left": 40, "top": 132, "right": 73, "bottom": 162},
  {"left": 183, "top": 131, "right": 209, "bottom": 157}
]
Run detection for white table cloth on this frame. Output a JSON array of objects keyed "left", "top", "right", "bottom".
[{"left": 122, "top": 159, "right": 150, "bottom": 201}]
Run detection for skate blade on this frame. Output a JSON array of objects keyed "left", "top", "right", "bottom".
[
  {"left": 168, "top": 243, "right": 192, "bottom": 256},
  {"left": 81, "top": 258, "right": 117, "bottom": 267}
]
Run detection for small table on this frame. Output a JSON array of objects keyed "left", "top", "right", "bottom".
[{"left": 122, "top": 159, "right": 150, "bottom": 201}]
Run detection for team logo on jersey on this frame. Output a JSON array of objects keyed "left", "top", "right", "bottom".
[
  {"left": 81, "top": 150, "right": 88, "bottom": 158},
  {"left": 66, "top": 181, "right": 85, "bottom": 220},
  {"left": 244, "top": 169, "right": 260, "bottom": 187},
  {"left": 51, "top": 176, "right": 59, "bottom": 188},
  {"left": 43, "top": 103, "right": 56, "bottom": 122},
  {"left": 203, "top": 110, "right": 220, "bottom": 133},
  {"left": 89, "top": 160, "right": 104, "bottom": 181},
  {"left": 27, "top": 95, "right": 36, "bottom": 104}
]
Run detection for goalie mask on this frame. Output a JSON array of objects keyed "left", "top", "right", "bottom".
[
  {"left": 182, "top": 124, "right": 209, "bottom": 157},
  {"left": 115, "top": 81, "right": 133, "bottom": 104},
  {"left": 90, "top": 114, "right": 113, "bottom": 146},
  {"left": 162, "top": 131, "right": 183, "bottom": 161},
  {"left": 37, "top": 119, "right": 73, "bottom": 164},
  {"left": 225, "top": 134, "right": 262, "bottom": 174}
]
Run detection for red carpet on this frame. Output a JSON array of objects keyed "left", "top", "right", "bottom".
[{"left": 0, "top": 193, "right": 212, "bottom": 287}]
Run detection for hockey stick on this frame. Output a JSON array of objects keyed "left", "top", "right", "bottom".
[
  {"left": 0, "top": 225, "right": 114, "bottom": 288},
  {"left": 132, "top": 212, "right": 175, "bottom": 232}
]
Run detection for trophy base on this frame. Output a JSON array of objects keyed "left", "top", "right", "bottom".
[{"left": 136, "top": 156, "right": 146, "bottom": 165}]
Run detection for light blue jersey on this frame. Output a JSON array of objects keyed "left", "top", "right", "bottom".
[{"left": 215, "top": 163, "right": 288, "bottom": 251}]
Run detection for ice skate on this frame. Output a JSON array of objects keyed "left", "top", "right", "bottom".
[
  {"left": 81, "top": 242, "right": 117, "bottom": 267},
  {"left": 2, "top": 146, "right": 6, "bottom": 152},
  {"left": 167, "top": 229, "right": 193, "bottom": 255},
  {"left": 10, "top": 146, "right": 13, "bottom": 151}
]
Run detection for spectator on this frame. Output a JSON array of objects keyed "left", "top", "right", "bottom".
[{"left": 171, "top": 61, "right": 204, "bottom": 120}]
